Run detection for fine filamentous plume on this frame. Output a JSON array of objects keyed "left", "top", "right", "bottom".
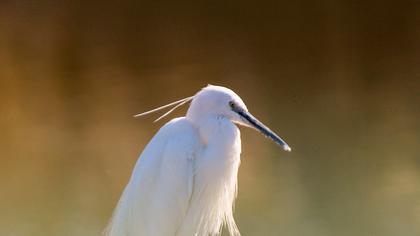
[
  {"left": 133, "top": 96, "right": 195, "bottom": 121},
  {"left": 105, "top": 85, "right": 291, "bottom": 236}
]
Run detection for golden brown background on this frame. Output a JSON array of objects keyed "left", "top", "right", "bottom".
[{"left": 0, "top": 1, "right": 419, "bottom": 235}]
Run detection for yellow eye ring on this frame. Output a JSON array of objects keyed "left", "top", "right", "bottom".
[{"left": 229, "top": 101, "right": 235, "bottom": 109}]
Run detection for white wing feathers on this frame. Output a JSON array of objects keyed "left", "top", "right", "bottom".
[{"left": 105, "top": 117, "right": 200, "bottom": 236}]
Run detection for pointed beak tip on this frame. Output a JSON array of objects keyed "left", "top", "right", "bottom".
[{"left": 236, "top": 110, "right": 291, "bottom": 153}]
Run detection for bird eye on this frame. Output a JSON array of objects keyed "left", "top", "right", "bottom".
[{"left": 229, "top": 101, "right": 235, "bottom": 109}]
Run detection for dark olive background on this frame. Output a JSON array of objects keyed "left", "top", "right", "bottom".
[{"left": 0, "top": 1, "right": 419, "bottom": 235}]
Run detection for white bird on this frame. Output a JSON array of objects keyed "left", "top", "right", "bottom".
[{"left": 105, "top": 85, "right": 291, "bottom": 236}]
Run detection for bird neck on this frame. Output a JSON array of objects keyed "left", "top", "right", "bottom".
[{"left": 188, "top": 115, "right": 240, "bottom": 151}]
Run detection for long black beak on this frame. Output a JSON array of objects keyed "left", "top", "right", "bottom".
[{"left": 236, "top": 110, "right": 291, "bottom": 152}]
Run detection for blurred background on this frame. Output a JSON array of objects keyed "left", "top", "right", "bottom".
[{"left": 0, "top": 1, "right": 419, "bottom": 235}]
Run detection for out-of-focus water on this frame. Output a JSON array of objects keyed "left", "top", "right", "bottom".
[{"left": 0, "top": 1, "right": 419, "bottom": 235}]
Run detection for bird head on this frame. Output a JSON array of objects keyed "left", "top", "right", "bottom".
[{"left": 187, "top": 85, "right": 291, "bottom": 152}]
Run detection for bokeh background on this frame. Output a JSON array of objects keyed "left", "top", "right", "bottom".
[{"left": 1, "top": 1, "right": 419, "bottom": 235}]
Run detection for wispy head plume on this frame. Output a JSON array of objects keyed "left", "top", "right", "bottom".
[{"left": 133, "top": 96, "right": 194, "bottom": 122}]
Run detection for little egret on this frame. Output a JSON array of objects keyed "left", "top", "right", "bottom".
[{"left": 105, "top": 85, "right": 291, "bottom": 236}]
